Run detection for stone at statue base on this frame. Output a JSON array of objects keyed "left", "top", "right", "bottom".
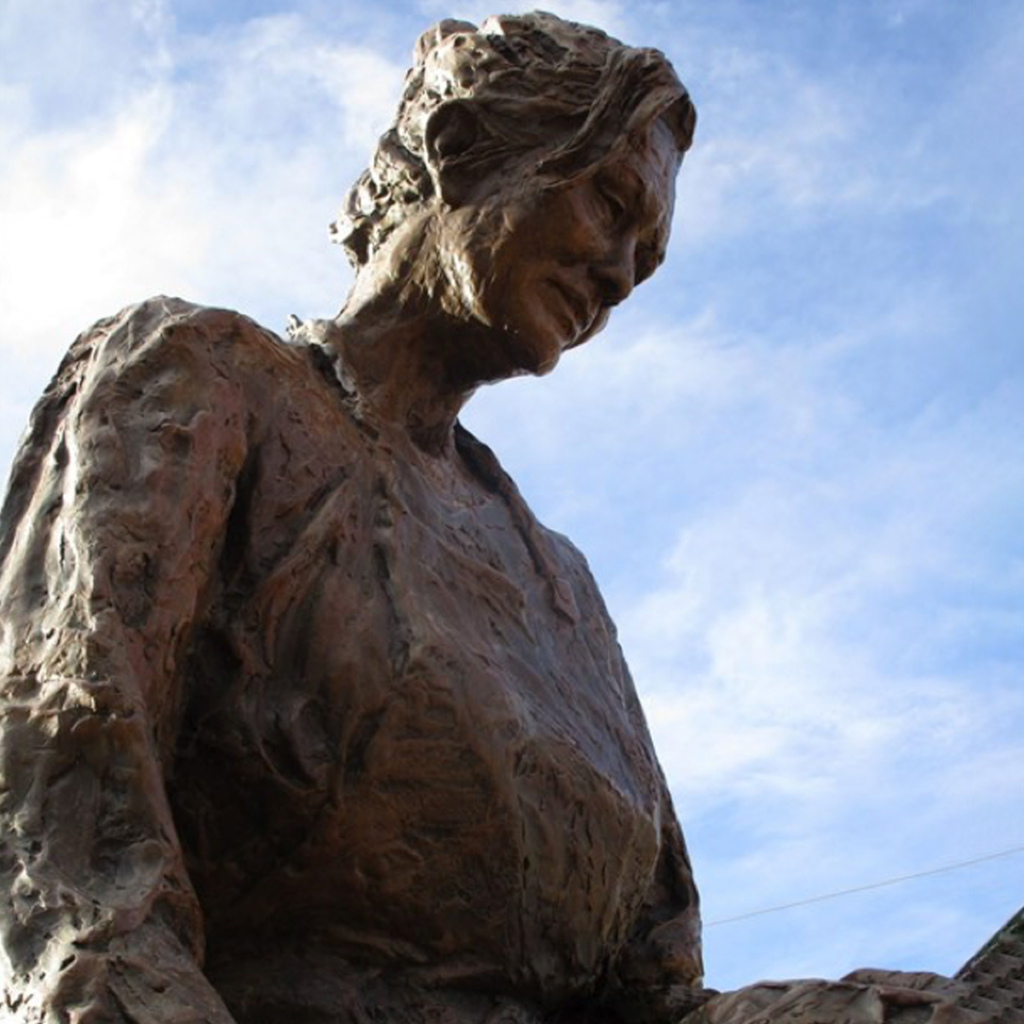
[
  {"left": 683, "top": 908, "right": 1024, "bottom": 1024},
  {"left": 686, "top": 970, "right": 982, "bottom": 1023}
]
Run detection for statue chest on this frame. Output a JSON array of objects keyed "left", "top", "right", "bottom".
[{"left": 172, "top": 420, "right": 662, "bottom": 996}]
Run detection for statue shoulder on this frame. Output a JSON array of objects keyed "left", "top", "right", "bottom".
[
  {"left": 34, "top": 295, "right": 328, "bottom": 445},
  {"left": 66, "top": 295, "right": 298, "bottom": 376},
  {"left": 0, "top": 297, "right": 325, "bottom": 564}
]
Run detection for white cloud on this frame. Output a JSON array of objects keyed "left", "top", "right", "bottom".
[
  {"left": 664, "top": 21, "right": 985, "bottom": 253},
  {"left": 0, "top": 8, "right": 409, "bottom": 476},
  {"left": 129, "top": 0, "right": 173, "bottom": 42},
  {"left": 628, "top": 407, "right": 1024, "bottom": 794},
  {"left": 0, "top": 87, "right": 198, "bottom": 361}
]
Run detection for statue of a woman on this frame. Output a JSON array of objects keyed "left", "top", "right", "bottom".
[
  {"left": 0, "top": 12, "right": 989, "bottom": 1024},
  {"left": 0, "top": 14, "right": 703, "bottom": 1023}
]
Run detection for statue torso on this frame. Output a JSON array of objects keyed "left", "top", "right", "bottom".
[{"left": 157, "top": 306, "right": 669, "bottom": 1007}]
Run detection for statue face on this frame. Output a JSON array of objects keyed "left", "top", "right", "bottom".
[{"left": 454, "top": 117, "right": 679, "bottom": 377}]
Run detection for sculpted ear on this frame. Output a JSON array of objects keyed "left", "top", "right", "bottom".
[{"left": 424, "top": 101, "right": 481, "bottom": 207}]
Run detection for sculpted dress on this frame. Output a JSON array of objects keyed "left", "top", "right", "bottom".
[{"left": 0, "top": 298, "right": 702, "bottom": 1023}]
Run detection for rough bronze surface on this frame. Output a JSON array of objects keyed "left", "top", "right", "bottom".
[
  {"left": 0, "top": 13, "right": 701, "bottom": 1024},
  {"left": 0, "top": 296, "right": 701, "bottom": 1023},
  {"left": 0, "top": 10, "right": 1008, "bottom": 1024},
  {"left": 684, "top": 970, "right": 992, "bottom": 1023},
  {"left": 954, "top": 906, "right": 1024, "bottom": 1022},
  {"left": 683, "top": 920, "right": 1024, "bottom": 1024}
]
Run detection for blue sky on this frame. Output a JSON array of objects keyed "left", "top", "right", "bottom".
[{"left": 1, "top": 0, "right": 1022, "bottom": 994}]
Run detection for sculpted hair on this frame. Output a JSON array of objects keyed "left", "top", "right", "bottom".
[{"left": 333, "top": 11, "right": 696, "bottom": 268}]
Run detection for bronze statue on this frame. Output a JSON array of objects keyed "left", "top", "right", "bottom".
[
  {"left": 0, "top": 12, "right": 998, "bottom": 1024},
  {"left": 0, "top": 14, "right": 701, "bottom": 1023}
]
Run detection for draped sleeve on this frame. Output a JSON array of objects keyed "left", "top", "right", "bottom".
[{"left": 0, "top": 297, "right": 252, "bottom": 1022}]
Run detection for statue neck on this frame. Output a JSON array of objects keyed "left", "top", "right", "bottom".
[
  {"left": 321, "top": 270, "right": 481, "bottom": 458},
  {"left": 317, "top": 213, "right": 519, "bottom": 456},
  {"left": 330, "top": 320, "right": 474, "bottom": 456}
]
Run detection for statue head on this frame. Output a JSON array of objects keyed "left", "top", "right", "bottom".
[
  {"left": 334, "top": 11, "right": 695, "bottom": 268},
  {"left": 331, "top": 12, "right": 695, "bottom": 380}
]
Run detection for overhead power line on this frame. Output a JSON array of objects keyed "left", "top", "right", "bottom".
[{"left": 706, "top": 843, "right": 1024, "bottom": 927}]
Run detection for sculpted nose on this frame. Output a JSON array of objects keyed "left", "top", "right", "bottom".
[{"left": 591, "top": 239, "right": 636, "bottom": 307}]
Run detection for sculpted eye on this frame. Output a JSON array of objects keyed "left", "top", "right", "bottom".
[{"left": 595, "top": 182, "right": 626, "bottom": 223}]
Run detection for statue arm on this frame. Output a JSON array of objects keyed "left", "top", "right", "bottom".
[
  {"left": 0, "top": 300, "right": 248, "bottom": 1022},
  {"left": 605, "top": 804, "right": 708, "bottom": 1022},
  {"left": 602, "top": 655, "right": 708, "bottom": 1022}
]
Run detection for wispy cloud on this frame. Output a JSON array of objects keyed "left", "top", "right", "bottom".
[
  {"left": 0, "top": 7, "right": 408, "bottom": 471},
  {"left": 466, "top": 271, "right": 1023, "bottom": 986}
]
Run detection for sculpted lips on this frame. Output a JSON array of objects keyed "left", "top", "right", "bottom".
[{"left": 547, "top": 276, "right": 596, "bottom": 341}]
